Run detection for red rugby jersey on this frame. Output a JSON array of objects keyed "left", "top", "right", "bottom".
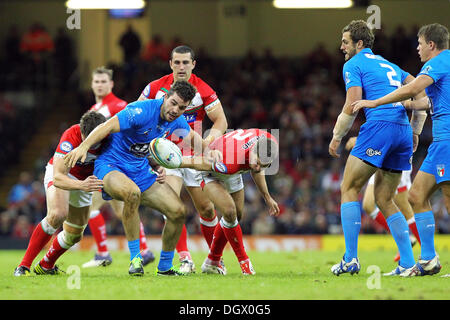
[
  {"left": 209, "top": 129, "right": 278, "bottom": 175},
  {"left": 48, "top": 124, "right": 103, "bottom": 180},
  {"left": 90, "top": 92, "right": 127, "bottom": 119}
]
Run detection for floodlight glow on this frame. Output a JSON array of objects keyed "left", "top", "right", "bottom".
[
  {"left": 273, "top": 0, "right": 353, "bottom": 9},
  {"left": 66, "top": 0, "right": 145, "bottom": 9}
]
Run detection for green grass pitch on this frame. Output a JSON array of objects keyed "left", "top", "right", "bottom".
[{"left": 1, "top": 249, "right": 448, "bottom": 300}]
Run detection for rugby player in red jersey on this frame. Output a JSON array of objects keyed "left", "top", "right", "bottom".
[
  {"left": 138, "top": 46, "right": 228, "bottom": 273},
  {"left": 84, "top": 67, "right": 155, "bottom": 268},
  {"left": 14, "top": 111, "right": 106, "bottom": 276},
  {"left": 170, "top": 128, "right": 280, "bottom": 275}
]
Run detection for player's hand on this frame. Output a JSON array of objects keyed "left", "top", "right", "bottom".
[
  {"left": 345, "top": 137, "right": 357, "bottom": 151},
  {"left": 413, "top": 134, "right": 419, "bottom": 152},
  {"left": 351, "top": 99, "right": 377, "bottom": 113},
  {"left": 81, "top": 175, "right": 103, "bottom": 192},
  {"left": 264, "top": 196, "right": 280, "bottom": 216},
  {"left": 155, "top": 166, "right": 166, "bottom": 184},
  {"left": 329, "top": 138, "right": 341, "bottom": 158},
  {"left": 205, "top": 149, "right": 223, "bottom": 164},
  {"left": 64, "top": 145, "right": 89, "bottom": 168},
  {"left": 401, "top": 100, "right": 412, "bottom": 109}
]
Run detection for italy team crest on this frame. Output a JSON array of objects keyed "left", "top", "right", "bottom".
[{"left": 437, "top": 164, "right": 445, "bottom": 177}]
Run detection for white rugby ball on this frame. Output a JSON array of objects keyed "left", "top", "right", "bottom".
[{"left": 149, "top": 138, "right": 182, "bottom": 169}]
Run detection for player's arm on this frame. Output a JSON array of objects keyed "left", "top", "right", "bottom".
[
  {"left": 137, "top": 93, "right": 147, "bottom": 101},
  {"left": 204, "top": 102, "right": 228, "bottom": 146},
  {"left": 250, "top": 170, "right": 280, "bottom": 216},
  {"left": 179, "top": 155, "right": 212, "bottom": 171},
  {"left": 329, "top": 86, "right": 362, "bottom": 158},
  {"left": 183, "top": 129, "right": 223, "bottom": 162},
  {"left": 53, "top": 156, "right": 103, "bottom": 192},
  {"left": 352, "top": 75, "right": 434, "bottom": 111},
  {"left": 64, "top": 116, "right": 120, "bottom": 168}
]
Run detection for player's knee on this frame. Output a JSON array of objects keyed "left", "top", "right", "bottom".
[
  {"left": 221, "top": 206, "right": 237, "bottom": 222},
  {"left": 198, "top": 202, "right": 215, "bottom": 220},
  {"left": 46, "top": 209, "right": 67, "bottom": 229},
  {"left": 168, "top": 203, "right": 186, "bottom": 223},
  {"left": 408, "top": 189, "right": 423, "bottom": 208},
  {"left": 123, "top": 188, "right": 141, "bottom": 206}
]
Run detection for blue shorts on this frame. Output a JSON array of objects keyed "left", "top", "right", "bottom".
[
  {"left": 351, "top": 121, "right": 412, "bottom": 172},
  {"left": 94, "top": 158, "right": 157, "bottom": 197},
  {"left": 419, "top": 140, "right": 450, "bottom": 184}
]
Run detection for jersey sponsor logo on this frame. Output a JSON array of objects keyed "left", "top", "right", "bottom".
[
  {"left": 422, "top": 65, "right": 433, "bottom": 75},
  {"left": 366, "top": 148, "right": 382, "bottom": 157},
  {"left": 184, "top": 113, "right": 197, "bottom": 123},
  {"left": 214, "top": 161, "right": 228, "bottom": 173},
  {"left": 345, "top": 71, "right": 351, "bottom": 85},
  {"left": 60, "top": 141, "right": 73, "bottom": 152},
  {"left": 129, "top": 143, "right": 150, "bottom": 158},
  {"left": 242, "top": 136, "right": 260, "bottom": 150},
  {"left": 437, "top": 164, "right": 445, "bottom": 177}
]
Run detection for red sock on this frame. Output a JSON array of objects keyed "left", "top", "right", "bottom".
[
  {"left": 139, "top": 221, "right": 148, "bottom": 251},
  {"left": 88, "top": 212, "right": 108, "bottom": 254},
  {"left": 176, "top": 224, "right": 190, "bottom": 259},
  {"left": 200, "top": 214, "right": 218, "bottom": 248},
  {"left": 40, "top": 232, "right": 68, "bottom": 269},
  {"left": 374, "top": 211, "right": 390, "bottom": 232},
  {"left": 208, "top": 223, "right": 228, "bottom": 261},
  {"left": 220, "top": 219, "right": 248, "bottom": 262},
  {"left": 20, "top": 222, "right": 53, "bottom": 268},
  {"left": 408, "top": 219, "right": 421, "bottom": 245}
]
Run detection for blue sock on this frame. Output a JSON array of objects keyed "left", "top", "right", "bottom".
[
  {"left": 128, "top": 239, "right": 142, "bottom": 261},
  {"left": 341, "top": 202, "right": 361, "bottom": 263},
  {"left": 386, "top": 212, "right": 415, "bottom": 268},
  {"left": 158, "top": 250, "right": 175, "bottom": 272},
  {"left": 414, "top": 211, "right": 436, "bottom": 260}
]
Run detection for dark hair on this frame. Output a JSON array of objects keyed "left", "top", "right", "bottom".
[
  {"left": 342, "top": 20, "right": 375, "bottom": 49},
  {"left": 92, "top": 66, "right": 113, "bottom": 80},
  {"left": 167, "top": 81, "right": 197, "bottom": 103},
  {"left": 170, "top": 45, "right": 195, "bottom": 61},
  {"left": 80, "top": 111, "right": 107, "bottom": 137},
  {"left": 254, "top": 134, "right": 279, "bottom": 165},
  {"left": 418, "top": 23, "right": 449, "bottom": 50}
]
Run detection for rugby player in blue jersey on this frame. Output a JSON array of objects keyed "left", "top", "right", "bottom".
[
  {"left": 328, "top": 20, "right": 427, "bottom": 276},
  {"left": 353, "top": 23, "right": 449, "bottom": 276},
  {"left": 64, "top": 81, "right": 218, "bottom": 276}
]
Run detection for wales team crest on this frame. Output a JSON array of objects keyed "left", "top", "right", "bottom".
[{"left": 437, "top": 164, "right": 445, "bottom": 177}]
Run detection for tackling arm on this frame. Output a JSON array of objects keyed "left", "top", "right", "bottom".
[
  {"left": 64, "top": 116, "right": 120, "bottom": 168},
  {"left": 204, "top": 102, "right": 228, "bottom": 146},
  {"left": 53, "top": 157, "right": 103, "bottom": 192}
]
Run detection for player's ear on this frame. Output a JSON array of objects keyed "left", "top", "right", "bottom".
[{"left": 192, "top": 59, "right": 196, "bottom": 69}]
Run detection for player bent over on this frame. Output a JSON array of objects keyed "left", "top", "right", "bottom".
[
  {"left": 64, "top": 81, "right": 217, "bottom": 276},
  {"left": 14, "top": 111, "right": 106, "bottom": 276},
  {"left": 164, "top": 129, "right": 280, "bottom": 275},
  {"left": 353, "top": 23, "right": 449, "bottom": 276}
]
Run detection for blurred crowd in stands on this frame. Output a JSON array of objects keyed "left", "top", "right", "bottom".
[{"left": 0, "top": 23, "right": 448, "bottom": 242}]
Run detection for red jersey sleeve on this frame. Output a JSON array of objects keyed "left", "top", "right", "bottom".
[
  {"left": 54, "top": 125, "right": 82, "bottom": 158},
  {"left": 195, "top": 77, "right": 220, "bottom": 113}
]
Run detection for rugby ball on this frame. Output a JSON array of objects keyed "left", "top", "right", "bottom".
[{"left": 149, "top": 138, "right": 182, "bottom": 169}]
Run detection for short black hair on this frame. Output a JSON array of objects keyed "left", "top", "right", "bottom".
[
  {"left": 170, "top": 45, "right": 195, "bottom": 61},
  {"left": 80, "top": 111, "right": 107, "bottom": 137},
  {"left": 167, "top": 81, "right": 197, "bottom": 104},
  {"left": 254, "top": 134, "right": 279, "bottom": 166},
  {"left": 418, "top": 23, "right": 449, "bottom": 50},
  {"left": 342, "top": 20, "right": 375, "bottom": 49}
]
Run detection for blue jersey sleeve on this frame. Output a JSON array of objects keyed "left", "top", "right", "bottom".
[
  {"left": 116, "top": 100, "right": 152, "bottom": 131},
  {"left": 343, "top": 61, "right": 362, "bottom": 90},
  {"left": 400, "top": 68, "right": 411, "bottom": 84},
  {"left": 419, "top": 57, "right": 445, "bottom": 83}
]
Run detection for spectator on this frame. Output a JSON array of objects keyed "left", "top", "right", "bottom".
[
  {"left": 119, "top": 24, "right": 142, "bottom": 63},
  {"left": 141, "top": 34, "right": 169, "bottom": 62},
  {"left": 8, "top": 171, "right": 33, "bottom": 209}
]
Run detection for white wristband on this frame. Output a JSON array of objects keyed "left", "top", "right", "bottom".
[
  {"left": 411, "top": 110, "right": 427, "bottom": 135},
  {"left": 333, "top": 112, "right": 356, "bottom": 141}
]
